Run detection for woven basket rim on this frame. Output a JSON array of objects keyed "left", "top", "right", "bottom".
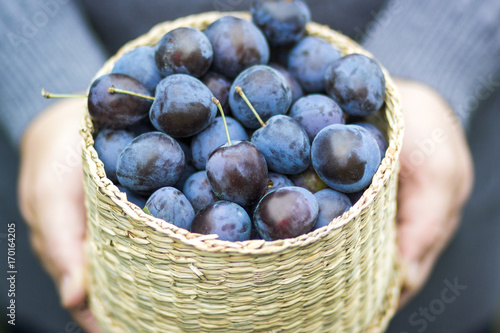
[{"left": 80, "top": 11, "right": 404, "bottom": 254}]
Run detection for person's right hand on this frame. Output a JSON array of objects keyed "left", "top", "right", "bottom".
[
  {"left": 18, "top": 98, "right": 101, "bottom": 332},
  {"left": 394, "top": 79, "right": 474, "bottom": 307}
]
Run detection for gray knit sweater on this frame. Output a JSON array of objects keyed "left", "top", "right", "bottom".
[{"left": 1, "top": 0, "right": 499, "bottom": 147}]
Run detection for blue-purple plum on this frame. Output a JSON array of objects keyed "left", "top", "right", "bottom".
[
  {"left": 145, "top": 187, "right": 195, "bottom": 230},
  {"left": 205, "top": 16, "right": 270, "bottom": 79},
  {"left": 290, "top": 94, "right": 345, "bottom": 142},
  {"left": 112, "top": 46, "right": 162, "bottom": 93},
  {"left": 191, "top": 201, "right": 251, "bottom": 241},
  {"left": 311, "top": 124, "right": 381, "bottom": 193},
  {"left": 155, "top": 27, "right": 213, "bottom": 78},
  {"left": 355, "top": 122, "right": 388, "bottom": 158},
  {"left": 254, "top": 186, "right": 318, "bottom": 240},
  {"left": 183, "top": 171, "right": 218, "bottom": 212},
  {"left": 116, "top": 132, "right": 185, "bottom": 195},
  {"left": 94, "top": 129, "right": 135, "bottom": 183},
  {"left": 313, "top": 189, "right": 352, "bottom": 230},
  {"left": 191, "top": 117, "right": 248, "bottom": 170},
  {"left": 270, "top": 63, "right": 304, "bottom": 104},
  {"left": 174, "top": 141, "right": 197, "bottom": 190},
  {"left": 229, "top": 65, "right": 292, "bottom": 129},
  {"left": 206, "top": 141, "right": 268, "bottom": 207},
  {"left": 325, "top": 54, "right": 386, "bottom": 117},
  {"left": 201, "top": 71, "right": 232, "bottom": 112},
  {"left": 268, "top": 172, "right": 294, "bottom": 191},
  {"left": 117, "top": 185, "right": 148, "bottom": 209},
  {"left": 150, "top": 74, "right": 217, "bottom": 138},
  {"left": 251, "top": 0, "right": 311, "bottom": 47},
  {"left": 288, "top": 36, "right": 341, "bottom": 93},
  {"left": 251, "top": 115, "right": 310, "bottom": 174}
]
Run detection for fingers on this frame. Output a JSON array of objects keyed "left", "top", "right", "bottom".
[
  {"left": 398, "top": 215, "right": 461, "bottom": 309},
  {"left": 396, "top": 170, "right": 456, "bottom": 263},
  {"left": 70, "top": 300, "right": 103, "bottom": 333},
  {"left": 393, "top": 79, "right": 474, "bottom": 308}
]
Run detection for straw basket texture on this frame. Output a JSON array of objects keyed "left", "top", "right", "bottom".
[{"left": 80, "top": 11, "right": 404, "bottom": 333}]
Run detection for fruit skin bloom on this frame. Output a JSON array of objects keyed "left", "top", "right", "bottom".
[
  {"left": 206, "top": 141, "right": 269, "bottom": 207},
  {"left": 254, "top": 186, "right": 319, "bottom": 240},
  {"left": 205, "top": 16, "right": 270, "bottom": 79},
  {"left": 250, "top": 0, "right": 311, "bottom": 47},
  {"left": 150, "top": 74, "right": 217, "bottom": 138},
  {"left": 311, "top": 124, "right": 381, "bottom": 193},
  {"left": 116, "top": 132, "right": 186, "bottom": 195},
  {"left": 191, "top": 201, "right": 252, "bottom": 241}
]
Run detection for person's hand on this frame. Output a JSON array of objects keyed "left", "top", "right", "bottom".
[
  {"left": 18, "top": 98, "right": 101, "bottom": 332},
  {"left": 394, "top": 79, "right": 474, "bottom": 307}
]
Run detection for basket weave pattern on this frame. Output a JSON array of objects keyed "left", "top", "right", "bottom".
[{"left": 81, "top": 12, "right": 404, "bottom": 333}]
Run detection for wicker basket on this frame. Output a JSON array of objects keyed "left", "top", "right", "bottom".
[{"left": 80, "top": 12, "right": 404, "bottom": 333}]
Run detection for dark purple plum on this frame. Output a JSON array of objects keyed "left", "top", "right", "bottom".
[
  {"left": 88, "top": 73, "right": 152, "bottom": 129},
  {"left": 201, "top": 71, "right": 232, "bottom": 111},
  {"left": 191, "top": 201, "right": 251, "bottom": 241},
  {"left": 289, "top": 164, "right": 328, "bottom": 193},
  {"left": 269, "top": 63, "right": 304, "bottom": 104},
  {"left": 288, "top": 36, "right": 341, "bottom": 93},
  {"left": 229, "top": 65, "right": 292, "bottom": 129},
  {"left": 155, "top": 27, "right": 213, "bottom": 78},
  {"left": 346, "top": 188, "right": 366, "bottom": 205},
  {"left": 355, "top": 122, "right": 388, "bottom": 158},
  {"left": 289, "top": 94, "right": 345, "bottom": 142},
  {"left": 150, "top": 74, "right": 217, "bottom": 138},
  {"left": 269, "top": 44, "right": 294, "bottom": 67},
  {"left": 183, "top": 171, "right": 218, "bottom": 212},
  {"left": 206, "top": 141, "right": 268, "bottom": 207},
  {"left": 191, "top": 116, "right": 248, "bottom": 170},
  {"left": 145, "top": 187, "right": 195, "bottom": 230},
  {"left": 205, "top": 16, "right": 270, "bottom": 79},
  {"left": 128, "top": 116, "right": 156, "bottom": 136},
  {"left": 116, "top": 132, "right": 185, "bottom": 195},
  {"left": 251, "top": 0, "right": 311, "bottom": 47},
  {"left": 254, "top": 186, "right": 318, "bottom": 240},
  {"left": 251, "top": 115, "right": 310, "bottom": 174},
  {"left": 250, "top": 224, "right": 264, "bottom": 240},
  {"left": 268, "top": 172, "right": 294, "bottom": 191},
  {"left": 112, "top": 46, "right": 162, "bottom": 93},
  {"left": 313, "top": 189, "right": 352, "bottom": 230},
  {"left": 325, "top": 54, "right": 386, "bottom": 117},
  {"left": 311, "top": 124, "right": 381, "bottom": 193},
  {"left": 174, "top": 141, "right": 197, "bottom": 190},
  {"left": 117, "top": 185, "right": 148, "bottom": 209},
  {"left": 94, "top": 129, "right": 135, "bottom": 183}
]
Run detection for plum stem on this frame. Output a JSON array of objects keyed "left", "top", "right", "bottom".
[
  {"left": 41, "top": 88, "right": 87, "bottom": 99},
  {"left": 212, "top": 97, "right": 232, "bottom": 146},
  {"left": 107, "top": 85, "right": 155, "bottom": 101},
  {"left": 235, "top": 85, "right": 266, "bottom": 127}
]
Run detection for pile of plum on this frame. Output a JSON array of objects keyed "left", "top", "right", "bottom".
[{"left": 90, "top": 0, "right": 388, "bottom": 242}]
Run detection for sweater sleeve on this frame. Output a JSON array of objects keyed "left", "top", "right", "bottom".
[
  {"left": 0, "top": 0, "right": 107, "bottom": 147},
  {"left": 361, "top": 0, "right": 500, "bottom": 129}
]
